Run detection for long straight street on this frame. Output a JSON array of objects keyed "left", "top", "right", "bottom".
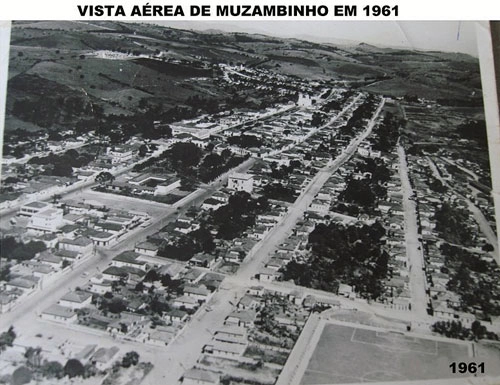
[{"left": 398, "top": 143, "right": 429, "bottom": 317}]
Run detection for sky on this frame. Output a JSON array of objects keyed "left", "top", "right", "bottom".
[{"left": 152, "top": 21, "right": 479, "bottom": 57}]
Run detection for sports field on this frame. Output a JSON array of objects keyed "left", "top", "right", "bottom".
[{"left": 300, "top": 323, "right": 497, "bottom": 384}]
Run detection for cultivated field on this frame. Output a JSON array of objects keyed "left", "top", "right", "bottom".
[{"left": 300, "top": 323, "right": 500, "bottom": 384}]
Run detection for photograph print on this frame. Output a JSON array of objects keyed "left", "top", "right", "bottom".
[{"left": 0, "top": 20, "right": 499, "bottom": 385}]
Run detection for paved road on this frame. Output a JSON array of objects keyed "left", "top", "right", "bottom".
[{"left": 398, "top": 143, "right": 429, "bottom": 317}]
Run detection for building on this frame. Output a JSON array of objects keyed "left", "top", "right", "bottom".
[
  {"left": 173, "top": 295, "right": 199, "bottom": 310},
  {"left": 228, "top": 173, "right": 254, "bottom": 193},
  {"left": 135, "top": 240, "right": 161, "bottom": 257},
  {"left": 5, "top": 276, "right": 39, "bottom": 292},
  {"left": 27, "top": 208, "right": 64, "bottom": 234},
  {"left": 107, "top": 145, "right": 134, "bottom": 164},
  {"left": 41, "top": 304, "right": 77, "bottom": 323},
  {"left": 19, "top": 201, "right": 52, "bottom": 217},
  {"left": 203, "top": 340, "right": 246, "bottom": 358},
  {"left": 111, "top": 251, "right": 147, "bottom": 271},
  {"left": 91, "top": 346, "right": 120, "bottom": 370},
  {"left": 225, "top": 310, "right": 257, "bottom": 328},
  {"left": 183, "top": 368, "right": 220, "bottom": 385},
  {"left": 297, "top": 93, "right": 312, "bottom": 107},
  {"left": 59, "top": 236, "right": 93, "bottom": 256},
  {"left": 58, "top": 291, "right": 93, "bottom": 310}
]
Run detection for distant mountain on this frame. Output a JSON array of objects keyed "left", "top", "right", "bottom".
[{"left": 5, "top": 21, "right": 482, "bottom": 135}]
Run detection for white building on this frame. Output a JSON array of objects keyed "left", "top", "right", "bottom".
[
  {"left": 27, "top": 208, "right": 64, "bottom": 234},
  {"left": 228, "top": 173, "right": 253, "bottom": 193},
  {"left": 19, "top": 201, "right": 53, "bottom": 217},
  {"left": 59, "top": 291, "right": 93, "bottom": 310},
  {"left": 41, "top": 304, "right": 77, "bottom": 323},
  {"left": 297, "top": 93, "right": 312, "bottom": 107},
  {"left": 107, "top": 145, "right": 134, "bottom": 164}
]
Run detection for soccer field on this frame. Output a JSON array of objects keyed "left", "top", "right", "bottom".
[{"left": 300, "top": 323, "right": 499, "bottom": 384}]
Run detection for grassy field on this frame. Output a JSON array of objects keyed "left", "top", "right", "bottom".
[{"left": 300, "top": 323, "right": 500, "bottom": 384}]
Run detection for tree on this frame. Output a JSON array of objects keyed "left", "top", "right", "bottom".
[
  {"left": 64, "top": 359, "right": 85, "bottom": 378},
  {"left": 311, "top": 112, "right": 325, "bottom": 127},
  {"left": 144, "top": 269, "right": 160, "bottom": 282},
  {"left": 24, "top": 346, "right": 42, "bottom": 367},
  {"left": 471, "top": 320, "right": 487, "bottom": 340},
  {"left": 41, "top": 361, "right": 64, "bottom": 379},
  {"left": 482, "top": 243, "right": 494, "bottom": 252},
  {"left": 169, "top": 142, "right": 202, "bottom": 168},
  {"left": 95, "top": 171, "right": 115, "bottom": 185},
  {"left": 12, "top": 366, "right": 32, "bottom": 385},
  {"left": 121, "top": 351, "right": 139, "bottom": 368},
  {"left": 0, "top": 265, "right": 11, "bottom": 282},
  {"left": 139, "top": 144, "right": 148, "bottom": 157},
  {"left": 52, "top": 162, "right": 73, "bottom": 177},
  {"left": 0, "top": 326, "right": 16, "bottom": 352}
]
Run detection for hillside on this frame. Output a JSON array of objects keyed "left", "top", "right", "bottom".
[{"left": 5, "top": 21, "right": 483, "bottom": 134}]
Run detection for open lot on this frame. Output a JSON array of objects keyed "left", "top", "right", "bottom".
[{"left": 300, "top": 323, "right": 500, "bottom": 384}]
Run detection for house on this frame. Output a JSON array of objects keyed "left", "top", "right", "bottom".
[
  {"left": 41, "top": 304, "right": 77, "bottom": 323},
  {"left": 247, "top": 286, "right": 265, "bottom": 297},
  {"left": 338, "top": 283, "right": 354, "bottom": 297},
  {"left": 201, "top": 198, "right": 225, "bottom": 211},
  {"left": 237, "top": 295, "right": 261, "bottom": 310},
  {"left": 265, "top": 258, "right": 284, "bottom": 271},
  {"left": 88, "top": 275, "right": 113, "bottom": 294},
  {"left": 228, "top": 173, "right": 254, "bottom": 193},
  {"left": 183, "top": 368, "right": 220, "bottom": 385},
  {"left": 0, "top": 294, "right": 15, "bottom": 313},
  {"left": 183, "top": 269, "right": 205, "bottom": 284},
  {"left": 248, "top": 225, "right": 269, "bottom": 240},
  {"left": 302, "top": 295, "right": 317, "bottom": 309},
  {"left": 225, "top": 310, "right": 257, "bottom": 328},
  {"left": 164, "top": 309, "right": 188, "bottom": 323},
  {"left": 258, "top": 268, "right": 280, "bottom": 282},
  {"left": 58, "top": 224, "right": 80, "bottom": 239},
  {"left": 392, "top": 297, "right": 411, "bottom": 311},
  {"left": 203, "top": 340, "right": 246, "bottom": 358},
  {"left": 5, "top": 277, "right": 39, "bottom": 291},
  {"left": 316, "top": 297, "right": 341, "bottom": 309},
  {"left": 59, "top": 236, "right": 93, "bottom": 256},
  {"left": 85, "top": 229, "right": 117, "bottom": 247},
  {"left": 112, "top": 251, "right": 147, "bottom": 271},
  {"left": 135, "top": 240, "right": 161, "bottom": 257},
  {"left": 214, "top": 325, "right": 247, "bottom": 339},
  {"left": 174, "top": 220, "right": 200, "bottom": 234},
  {"left": 432, "top": 300, "right": 455, "bottom": 319},
  {"left": 102, "top": 266, "right": 128, "bottom": 281},
  {"left": 108, "top": 145, "right": 134, "bottom": 164},
  {"left": 36, "top": 233, "right": 59, "bottom": 249},
  {"left": 54, "top": 249, "right": 81, "bottom": 262},
  {"left": 173, "top": 295, "right": 199, "bottom": 310},
  {"left": 309, "top": 199, "right": 330, "bottom": 214},
  {"left": 91, "top": 346, "right": 120, "bottom": 370},
  {"left": 288, "top": 290, "right": 304, "bottom": 306},
  {"left": 58, "top": 291, "right": 92, "bottom": 310},
  {"left": 35, "top": 251, "right": 63, "bottom": 269},
  {"left": 183, "top": 285, "right": 211, "bottom": 302},
  {"left": 74, "top": 344, "right": 98, "bottom": 364},
  {"left": 189, "top": 254, "right": 217, "bottom": 269}
]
